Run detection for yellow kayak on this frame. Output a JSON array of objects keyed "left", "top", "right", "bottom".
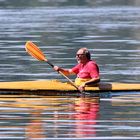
[{"left": 0, "top": 80, "right": 140, "bottom": 93}]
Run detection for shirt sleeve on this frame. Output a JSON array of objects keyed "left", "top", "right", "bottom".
[{"left": 71, "top": 64, "right": 80, "bottom": 74}]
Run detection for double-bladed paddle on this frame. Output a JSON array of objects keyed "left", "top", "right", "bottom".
[{"left": 25, "top": 41, "right": 82, "bottom": 93}]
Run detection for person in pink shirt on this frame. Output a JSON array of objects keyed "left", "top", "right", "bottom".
[{"left": 54, "top": 48, "right": 100, "bottom": 91}]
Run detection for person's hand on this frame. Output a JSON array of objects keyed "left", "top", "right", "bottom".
[
  {"left": 78, "top": 83, "right": 86, "bottom": 92},
  {"left": 53, "top": 66, "right": 60, "bottom": 71}
]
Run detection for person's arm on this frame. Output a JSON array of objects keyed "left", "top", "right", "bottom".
[
  {"left": 78, "top": 77, "right": 100, "bottom": 92},
  {"left": 83, "top": 77, "right": 100, "bottom": 86},
  {"left": 53, "top": 66, "right": 74, "bottom": 75}
]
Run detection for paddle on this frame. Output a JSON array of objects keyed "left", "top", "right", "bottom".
[{"left": 25, "top": 41, "right": 82, "bottom": 93}]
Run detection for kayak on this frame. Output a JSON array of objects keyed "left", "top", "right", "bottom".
[{"left": 0, "top": 80, "right": 140, "bottom": 95}]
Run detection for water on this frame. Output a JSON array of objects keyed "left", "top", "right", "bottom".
[
  {"left": 0, "top": 93, "right": 140, "bottom": 139},
  {"left": 0, "top": 0, "right": 140, "bottom": 139}
]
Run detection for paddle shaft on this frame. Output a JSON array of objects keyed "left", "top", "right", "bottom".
[{"left": 45, "top": 59, "right": 80, "bottom": 91}]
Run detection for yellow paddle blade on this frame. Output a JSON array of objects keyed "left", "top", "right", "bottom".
[{"left": 25, "top": 41, "right": 47, "bottom": 61}]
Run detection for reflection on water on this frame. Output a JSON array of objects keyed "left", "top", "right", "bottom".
[
  {"left": 0, "top": 96, "right": 99, "bottom": 139},
  {"left": 0, "top": 93, "right": 140, "bottom": 139}
]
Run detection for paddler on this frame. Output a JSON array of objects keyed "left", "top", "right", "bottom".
[{"left": 53, "top": 48, "right": 100, "bottom": 91}]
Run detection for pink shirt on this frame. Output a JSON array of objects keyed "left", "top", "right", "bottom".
[{"left": 71, "top": 60, "right": 100, "bottom": 79}]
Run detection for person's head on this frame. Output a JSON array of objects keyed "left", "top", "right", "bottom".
[{"left": 76, "top": 48, "right": 91, "bottom": 64}]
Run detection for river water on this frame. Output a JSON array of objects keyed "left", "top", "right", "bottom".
[{"left": 0, "top": 0, "right": 140, "bottom": 139}]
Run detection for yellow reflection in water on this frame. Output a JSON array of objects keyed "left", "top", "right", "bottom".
[{"left": 0, "top": 95, "right": 100, "bottom": 139}]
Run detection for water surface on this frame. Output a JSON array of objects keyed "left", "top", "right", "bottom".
[
  {"left": 0, "top": 0, "right": 140, "bottom": 139},
  {"left": 0, "top": 93, "right": 140, "bottom": 139}
]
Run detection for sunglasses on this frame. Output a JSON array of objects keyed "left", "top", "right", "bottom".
[{"left": 76, "top": 54, "right": 85, "bottom": 57}]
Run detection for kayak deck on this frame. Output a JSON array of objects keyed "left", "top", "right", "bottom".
[{"left": 0, "top": 80, "right": 139, "bottom": 95}]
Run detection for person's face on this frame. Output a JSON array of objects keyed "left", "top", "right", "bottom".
[{"left": 76, "top": 49, "right": 87, "bottom": 63}]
